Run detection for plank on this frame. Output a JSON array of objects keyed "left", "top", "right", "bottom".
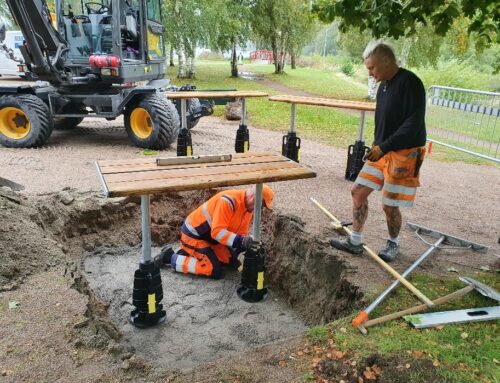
[
  {"left": 165, "top": 91, "right": 268, "bottom": 99},
  {"left": 105, "top": 167, "right": 316, "bottom": 197},
  {"left": 99, "top": 154, "right": 288, "bottom": 174},
  {"left": 104, "top": 161, "right": 300, "bottom": 184},
  {"left": 269, "top": 94, "right": 376, "bottom": 111}
]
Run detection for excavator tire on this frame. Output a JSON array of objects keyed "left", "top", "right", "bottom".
[
  {"left": 53, "top": 117, "right": 84, "bottom": 130},
  {"left": 125, "top": 95, "right": 180, "bottom": 150},
  {"left": 0, "top": 94, "right": 53, "bottom": 148},
  {"left": 187, "top": 98, "right": 201, "bottom": 130}
]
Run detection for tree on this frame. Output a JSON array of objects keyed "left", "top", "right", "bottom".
[
  {"left": 313, "top": 0, "right": 499, "bottom": 45},
  {"left": 251, "top": 0, "right": 315, "bottom": 74},
  {"left": 201, "top": 0, "right": 251, "bottom": 77}
]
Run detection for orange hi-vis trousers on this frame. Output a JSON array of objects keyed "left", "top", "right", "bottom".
[{"left": 356, "top": 147, "right": 425, "bottom": 207}]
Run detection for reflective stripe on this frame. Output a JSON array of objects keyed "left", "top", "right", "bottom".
[
  {"left": 185, "top": 220, "right": 200, "bottom": 237},
  {"left": 356, "top": 177, "right": 383, "bottom": 191},
  {"left": 175, "top": 254, "right": 186, "bottom": 272},
  {"left": 202, "top": 202, "right": 212, "bottom": 226},
  {"left": 384, "top": 181, "right": 417, "bottom": 196},
  {"left": 216, "top": 228, "right": 229, "bottom": 242},
  {"left": 221, "top": 195, "right": 235, "bottom": 211},
  {"left": 361, "top": 164, "right": 383, "bottom": 179},
  {"left": 227, "top": 233, "right": 236, "bottom": 247},
  {"left": 187, "top": 257, "right": 197, "bottom": 274},
  {"left": 382, "top": 197, "right": 414, "bottom": 207}
]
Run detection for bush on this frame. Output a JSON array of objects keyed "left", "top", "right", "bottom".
[
  {"left": 340, "top": 58, "right": 355, "bottom": 76},
  {"left": 415, "top": 59, "right": 499, "bottom": 91}
]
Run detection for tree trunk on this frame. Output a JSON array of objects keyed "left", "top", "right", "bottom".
[
  {"left": 187, "top": 48, "right": 196, "bottom": 79},
  {"left": 280, "top": 51, "right": 287, "bottom": 73},
  {"left": 169, "top": 47, "right": 175, "bottom": 67},
  {"left": 177, "top": 45, "right": 186, "bottom": 79},
  {"left": 272, "top": 41, "right": 280, "bottom": 74},
  {"left": 231, "top": 40, "right": 238, "bottom": 78},
  {"left": 291, "top": 52, "right": 296, "bottom": 69}
]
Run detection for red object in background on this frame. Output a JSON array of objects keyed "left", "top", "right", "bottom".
[
  {"left": 89, "top": 54, "right": 120, "bottom": 68},
  {"left": 249, "top": 50, "right": 283, "bottom": 64},
  {"left": 428, "top": 141, "right": 433, "bottom": 154}
]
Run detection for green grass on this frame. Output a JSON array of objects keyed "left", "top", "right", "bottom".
[
  {"left": 243, "top": 63, "right": 369, "bottom": 101},
  {"left": 167, "top": 61, "right": 498, "bottom": 165},
  {"left": 324, "top": 273, "right": 500, "bottom": 383}
]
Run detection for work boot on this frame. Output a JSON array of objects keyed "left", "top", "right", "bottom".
[
  {"left": 378, "top": 240, "right": 400, "bottom": 262},
  {"left": 330, "top": 238, "right": 363, "bottom": 255},
  {"left": 153, "top": 245, "right": 174, "bottom": 268}
]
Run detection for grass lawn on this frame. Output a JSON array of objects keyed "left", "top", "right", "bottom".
[
  {"left": 307, "top": 273, "right": 500, "bottom": 383},
  {"left": 167, "top": 61, "right": 498, "bottom": 165}
]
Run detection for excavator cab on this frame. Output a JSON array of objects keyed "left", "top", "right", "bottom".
[{"left": 56, "top": 0, "right": 165, "bottom": 84}]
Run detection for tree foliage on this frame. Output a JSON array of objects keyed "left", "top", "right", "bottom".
[
  {"left": 313, "top": 0, "right": 499, "bottom": 44},
  {"left": 250, "top": 0, "right": 315, "bottom": 73}
]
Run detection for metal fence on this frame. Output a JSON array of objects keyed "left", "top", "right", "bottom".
[{"left": 426, "top": 85, "right": 500, "bottom": 163}]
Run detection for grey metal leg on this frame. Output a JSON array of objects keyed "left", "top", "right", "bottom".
[
  {"left": 358, "top": 110, "right": 366, "bottom": 141},
  {"left": 241, "top": 98, "right": 247, "bottom": 126},
  {"left": 141, "top": 194, "right": 152, "bottom": 263},
  {"left": 181, "top": 99, "right": 187, "bottom": 130},
  {"left": 252, "top": 183, "right": 263, "bottom": 240},
  {"left": 289, "top": 103, "right": 296, "bottom": 134}
]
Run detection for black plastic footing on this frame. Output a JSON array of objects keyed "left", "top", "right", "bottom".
[
  {"left": 345, "top": 140, "right": 370, "bottom": 181},
  {"left": 235, "top": 124, "right": 249, "bottom": 153},
  {"left": 129, "top": 260, "right": 166, "bottom": 329},
  {"left": 237, "top": 285, "right": 268, "bottom": 303},
  {"left": 129, "top": 306, "right": 166, "bottom": 328},
  {"left": 177, "top": 127, "right": 193, "bottom": 156},
  {"left": 282, "top": 132, "right": 301, "bottom": 162}
]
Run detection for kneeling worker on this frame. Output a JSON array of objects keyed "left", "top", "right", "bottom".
[{"left": 156, "top": 185, "right": 274, "bottom": 279}]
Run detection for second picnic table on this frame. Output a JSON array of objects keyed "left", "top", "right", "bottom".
[{"left": 166, "top": 90, "right": 268, "bottom": 156}]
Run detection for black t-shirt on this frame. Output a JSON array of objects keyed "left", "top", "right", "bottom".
[{"left": 374, "top": 68, "right": 427, "bottom": 153}]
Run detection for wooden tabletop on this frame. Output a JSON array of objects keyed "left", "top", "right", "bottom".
[
  {"left": 96, "top": 152, "right": 316, "bottom": 198},
  {"left": 165, "top": 90, "right": 268, "bottom": 99},
  {"left": 269, "top": 95, "right": 376, "bottom": 112}
]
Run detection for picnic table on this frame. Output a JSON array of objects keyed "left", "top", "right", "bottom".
[
  {"left": 268, "top": 95, "right": 376, "bottom": 173},
  {"left": 95, "top": 151, "right": 316, "bottom": 327},
  {"left": 166, "top": 91, "right": 268, "bottom": 156}
]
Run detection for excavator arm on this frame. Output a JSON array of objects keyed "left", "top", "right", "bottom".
[{"left": 6, "top": 0, "right": 68, "bottom": 84}]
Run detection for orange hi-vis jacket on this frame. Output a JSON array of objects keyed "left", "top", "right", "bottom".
[{"left": 180, "top": 189, "right": 253, "bottom": 264}]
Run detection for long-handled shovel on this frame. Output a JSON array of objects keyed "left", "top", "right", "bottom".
[{"left": 311, "top": 198, "right": 434, "bottom": 308}]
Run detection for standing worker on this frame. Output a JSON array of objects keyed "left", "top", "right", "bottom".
[
  {"left": 156, "top": 185, "right": 274, "bottom": 279},
  {"left": 331, "top": 41, "right": 426, "bottom": 262}
]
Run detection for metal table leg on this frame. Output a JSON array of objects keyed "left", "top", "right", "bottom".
[
  {"left": 235, "top": 98, "right": 250, "bottom": 153},
  {"left": 129, "top": 194, "right": 166, "bottom": 328},
  {"left": 282, "top": 103, "right": 301, "bottom": 162},
  {"left": 237, "top": 183, "right": 268, "bottom": 302},
  {"left": 177, "top": 98, "right": 193, "bottom": 156}
]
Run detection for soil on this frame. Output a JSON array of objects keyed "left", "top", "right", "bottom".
[{"left": 0, "top": 83, "right": 499, "bottom": 382}]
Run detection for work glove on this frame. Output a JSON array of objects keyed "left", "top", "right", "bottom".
[
  {"left": 365, "top": 145, "right": 384, "bottom": 162},
  {"left": 242, "top": 235, "right": 261, "bottom": 251}
]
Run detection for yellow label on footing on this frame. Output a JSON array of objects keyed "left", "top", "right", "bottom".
[
  {"left": 187, "top": 146, "right": 192, "bottom": 156},
  {"left": 257, "top": 272, "right": 264, "bottom": 290},
  {"left": 298, "top": 149, "right": 301, "bottom": 162},
  {"left": 244, "top": 141, "right": 249, "bottom": 152},
  {"left": 148, "top": 293, "right": 156, "bottom": 314}
]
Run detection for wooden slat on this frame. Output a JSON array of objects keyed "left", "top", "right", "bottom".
[
  {"left": 104, "top": 161, "right": 299, "bottom": 184},
  {"left": 99, "top": 154, "right": 288, "bottom": 174},
  {"left": 269, "top": 94, "right": 376, "bottom": 111},
  {"left": 105, "top": 167, "right": 316, "bottom": 197},
  {"left": 165, "top": 91, "right": 268, "bottom": 99},
  {"left": 97, "top": 151, "right": 273, "bottom": 167}
]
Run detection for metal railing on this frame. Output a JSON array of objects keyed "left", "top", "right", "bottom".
[{"left": 426, "top": 85, "right": 500, "bottom": 163}]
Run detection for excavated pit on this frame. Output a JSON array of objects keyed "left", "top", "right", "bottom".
[{"left": 0, "top": 189, "right": 363, "bottom": 370}]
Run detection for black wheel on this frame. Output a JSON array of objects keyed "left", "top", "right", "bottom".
[
  {"left": 0, "top": 94, "right": 53, "bottom": 148},
  {"left": 53, "top": 117, "right": 84, "bottom": 130},
  {"left": 125, "top": 95, "right": 180, "bottom": 150},
  {"left": 187, "top": 98, "right": 201, "bottom": 130}
]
